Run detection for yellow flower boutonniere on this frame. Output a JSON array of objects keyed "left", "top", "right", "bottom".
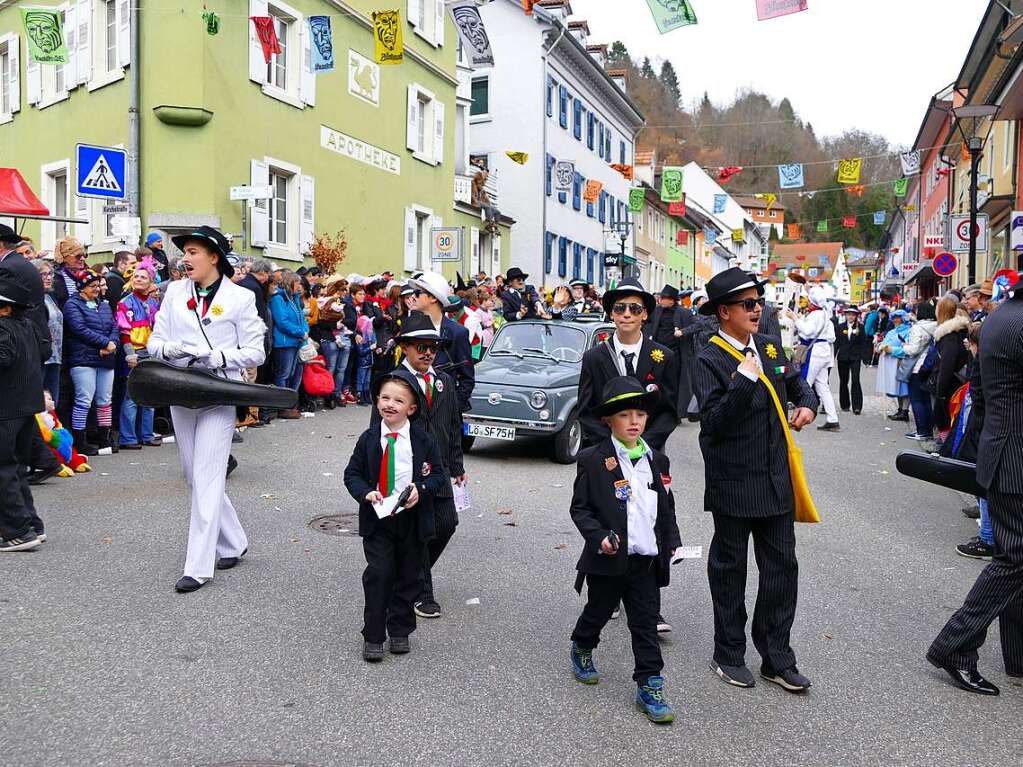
[
  {"left": 765, "top": 343, "right": 779, "bottom": 360},
  {"left": 650, "top": 349, "right": 665, "bottom": 364},
  {"left": 210, "top": 305, "right": 224, "bottom": 317}
]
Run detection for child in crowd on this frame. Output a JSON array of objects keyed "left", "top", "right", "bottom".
[
  {"left": 344, "top": 374, "right": 445, "bottom": 662},
  {"left": 116, "top": 258, "right": 161, "bottom": 449},
  {"left": 355, "top": 311, "right": 376, "bottom": 405},
  {"left": 568, "top": 376, "right": 682, "bottom": 724}
]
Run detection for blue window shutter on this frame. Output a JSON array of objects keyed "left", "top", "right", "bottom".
[
  {"left": 620, "top": 141, "right": 626, "bottom": 165},
  {"left": 572, "top": 243, "right": 582, "bottom": 280},
  {"left": 586, "top": 199, "right": 594, "bottom": 218},
  {"left": 609, "top": 194, "right": 616, "bottom": 226},
  {"left": 604, "top": 129, "right": 612, "bottom": 161},
  {"left": 573, "top": 173, "right": 582, "bottom": 211},
  {"left": 598, "top": 259, "right": 604, "bottom": 286},
  {"left": 573, "top": 102, "right": 583, "bottom": 140},
  {"left": 545, "top": 232, "right": 555, "bottom": 274},
  {"left": 598, "top": 123, "right": 604, "bottom": 155},
  {"left": 587, "top": 113, "right": 595, "bottom": 149},
  {"left": 558, "top": 238, "right": 568, "bottom": 277},
  {"left": 586, "top": 248, "right": 596, "bottom": 283},
  {"left": 598, "top": 192, "right": 607, "bottom": 223},
  {"left": 558, "top": 190, "right": 567, "bottom": 204},
  {"left": 545, "top": 154, "right": 553, "bottom": 197},
  {"left": 559, "top": 86, "right": 568, "bottom": 129},
  {"left": 546, "top": 77, "right": 554, "bottom": 118}
]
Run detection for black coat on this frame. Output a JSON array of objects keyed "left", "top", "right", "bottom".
[
  {"left": 578, "top": 337, "right": 679, "bottom": 452},
  {"left": 150, "top": 247, "right": 170, "bottom": 282},
  {"left": 833, "top": 318, "right": 869, "bottom": 363},
  {"left": 0, "top": 252, "right": 52, "bottom": 362},
  {"left": 647, "top": 305, "right": 696, "bottom": 415},
  {"left": 236, "top": 273, "right": 270, "bottom": 328},
  {"left": 570, "top": 439, "right": 682, "bottom": 592},
  {"left": 758, "top": 305, "right": 782, "bottom": 339},
  {"left": 975, "top": 297, "right": 1023, "bottom": 493},
  {"left": 647, "top": 304, "right": 686, "bottom": 351},
  {"left": 371, "top": 366, "right": 464, "bottom": 498},
  {"left": 0, "top": 312, "right": 45, "bottom": 420},
  {"left": 694, "top": 333, "right": 818, "bottom": 518},
  {"left": 436, "top": 316, "right": 475, "bottom": 412},
  {"left": 501, "top": 286, "right": 541, "bottom": 323},
  {"left": 105, "top": 270, "right": 126, "bottom": 313},
  {"left": 343, "top": 423, "right": 446, "bottom": 541},
  {"left": 932, "top": 316, "right": 970, "bottom": 401}
]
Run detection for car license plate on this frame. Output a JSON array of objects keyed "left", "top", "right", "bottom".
[{"left": 464, "top": 423, "right": 516, "bottom": 441}]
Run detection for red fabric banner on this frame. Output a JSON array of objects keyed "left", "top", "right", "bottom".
[
  {"left": 668, "top": 200, "right": 686, "bottom": 217},
  {"left": 676, "top": 230, "right": 689, "bottom": 246},
  {"left": 843, "top": 216, "right": 857, "bottom": 229},
  {"left": 251, "top": 16, "right": 282, "bottom": 65}
]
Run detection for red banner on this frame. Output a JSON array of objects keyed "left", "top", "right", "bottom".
[
  {"left": 251, "top": 16, "right": 282, "bottom": 64},
  {"left": 676, "top": 230, "right": 689, "bottom": 246},
  {"left": 787, "top": 224, "right": 801, "bottom": 239},
  {"left": 668, "top": 199, "right": 686, "bottom": 217},
  {"left": 843, "top": 215, "right": 857, "bottom": 229}
]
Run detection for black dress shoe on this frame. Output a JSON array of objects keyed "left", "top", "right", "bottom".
[
  {"left": 28, "top": 464, "right": 61, "bottom": 485},
  {"left": 927, "top": 654, "right": 1000, "bottom": 695},
  {"left": 174, "top": 576, "right": 207, "bottom": 593},
  {"left": 119, "top": 443, "right": 143, "bottom": 451},
  {"left": 216, "top": 547, "right": 248, "bottom": 570},
  {"left": 226, "top": 454, "right": 238, "bottom": 479},
  {"left": 389, "top": 636, "right": 411, "bottom": 654}
]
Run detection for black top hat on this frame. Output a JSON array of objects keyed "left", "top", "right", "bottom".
[
  {"left": 596, "top": 376, "right": 658, "bottom": 418},
  {"left": 569, "top": 278, "right": 590, "bottom": 289},
  {"left": 601, "top": 277, "right": 656, "bottom": 316},
  {"left": 171, "top": 226, "right": 234, "bottom": 278},
  {"left": 659, "top": 284, "right": 680, "bottom": 300},
  {"left": 399, "top": 282, "right": 416, "bottom": 297},
  {"left": 680, "top": 289, "right": 693, "bottom": 299},
  {"left": 0, "top": 223, "right": 23, "bottom": 246},
  {"left": 506, "top": 267, "right": 529, "bottom": 282},
  {"left": 455, "top": 272, "right": 468, "bottom": 292},
  {"left": 698, "top": 267, "right": 768, "bottom": 316},
  {"left": 397, "top": 310, "right": 446, "bottom": 344}
]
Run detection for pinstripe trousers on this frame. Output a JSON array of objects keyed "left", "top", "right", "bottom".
[
  {"left": 171, "top": 406, "right": 248, "bottom": 580},
  {"left": 929, "top": 490, "right": 1023, "bottom": 674}
]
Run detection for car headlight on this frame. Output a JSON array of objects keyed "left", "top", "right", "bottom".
[
  {"left": 530, "top": 390, "right": 548, "bottom": 410},
  {"left": 539, "top": 409, "right": 551, "bottom": 421}
]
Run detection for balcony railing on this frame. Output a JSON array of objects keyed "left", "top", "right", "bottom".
[{"left": 454, "top": 171, "right": 499, "bottom": 208}]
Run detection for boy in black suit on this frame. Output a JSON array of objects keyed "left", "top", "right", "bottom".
[
  {"left": 693, "top": 268, "right": 818, "bottom": 693},
  {"left": 569, "top": 377, "right": 683, "bottom": 724},
  {"left": 344, "top": 374, "right": 445, "bottom": 662}
]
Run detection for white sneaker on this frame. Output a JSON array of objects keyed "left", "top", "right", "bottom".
[{"left": 657, "top": 616, "right": 672, "bottom": 633}]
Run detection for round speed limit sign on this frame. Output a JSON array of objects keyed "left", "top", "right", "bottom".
[
  {"left": 956, "top": 219, "right": 979, "bottom": 242},
  {"left": 434, "top": 232, "right": 454, "bottom": 254}
]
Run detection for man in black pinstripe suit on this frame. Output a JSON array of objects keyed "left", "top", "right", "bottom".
[
  {"left": 927, "top": 280, "right": 1023, "bottom": 696},
  {"left": 693, "top": 268, "right": 819, "bottom": 693}
]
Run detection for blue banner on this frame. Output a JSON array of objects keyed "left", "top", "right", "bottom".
[
  {"left": 309, "top": 16, "right": 334, "bottom": 73},
  {"left": 713, "top": 194, "right": 727, "bottom": 214},
  {"left": 704, "top": 226, "right": 718, "bottom": 244},
  {"left": 778, "top": 163, "right": 804, "bottom": 189},
  {"left": 873, "top": 211, "right": 886, "bottom": 225}
]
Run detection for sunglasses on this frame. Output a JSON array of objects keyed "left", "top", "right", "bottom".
[
  {"left": 411, "top": 343, "right": 438, "bottom": 355},
  {"left": 612, "top": 302, "right": 646, "bottom": 316},
  {"left": 725, "top": 297, "right": 766, "bottom": 312},
  {"left": 412, "top": 290, "right": 427, "bottom": 297}
]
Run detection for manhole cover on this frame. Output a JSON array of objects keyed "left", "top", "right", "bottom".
[{"left": 309, "top": 513, "right": 359, "bottom": 537}]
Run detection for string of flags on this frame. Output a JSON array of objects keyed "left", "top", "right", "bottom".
[{"left": 640, "top": 0, "right": 808, "bottom": 33}]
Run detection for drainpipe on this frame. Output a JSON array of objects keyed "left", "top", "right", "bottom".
[{"left": 127, "top": 0, "right": 141, "bottom": 225}]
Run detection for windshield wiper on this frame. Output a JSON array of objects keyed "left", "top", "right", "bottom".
[
  {"left": 522, "top": 347, "right": 560, "bottom": 363},
  {"left": 490, "top": 349, "right": 522, "bottom": 359}
]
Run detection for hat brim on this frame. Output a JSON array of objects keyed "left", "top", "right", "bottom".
[
  {"left": 698, "top": 278, "right": 768, "bottom": 316},
  {"left": 601, "top": 288, "right": 656, "bottom": 316},
  {"left": 397, "top": 329, "right": 449, "bottom": 346},
  {"left": 171, "top": 233, "right": 234, "bottom": 278},
  {"left": 408, "top": 278, "right": 448, "bottom": 305},
  {"left": 595, "top": 389, "right": 658, "bottom": 418}
]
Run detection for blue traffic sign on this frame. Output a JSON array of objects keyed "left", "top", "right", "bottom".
[{"left": 76, "top": 143, "right": 127, "bottom": 200}]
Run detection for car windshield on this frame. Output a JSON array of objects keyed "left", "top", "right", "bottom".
[{"left": 488, "top": 323, "right": 588, "bottom": 363}]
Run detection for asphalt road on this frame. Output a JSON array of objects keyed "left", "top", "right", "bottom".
[{"left": 3, "top": 367, "right": 1022, "bottom": 767}]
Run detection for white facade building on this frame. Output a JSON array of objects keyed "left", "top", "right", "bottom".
[
  {"left": 470, "top": 0, "right": 643, "bottom": 288},
  {"left": 680, "top": 161, "right": 764, "bottom": 275}
]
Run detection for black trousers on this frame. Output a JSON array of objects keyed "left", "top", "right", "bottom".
[
  {"left": 29, "top": 428, "right": 60, "bottom": 473},
  {"left": 571, "top": 555, "right": 663, "bottom": 684},
  {"left": 421, "top": 495, "right": 459, "bottom": 601},
  {"left": 361, "top": 510, "right": 423, "bottom": 644},
  {"left": 708, "top": 512, "right": 798, "bottom": 672},
  {"left": 929, "top": 489, "right": 1023, "bottom": 674},
  {"left": 0, "top": 417, "right": 45, "bottom": 540},
  {"left": 837, "top": 359, "right": 863, "bottom": 412}
]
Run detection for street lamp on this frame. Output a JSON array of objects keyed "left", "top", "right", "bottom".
[
  {"left": 952, "top": 103, "right": 1000, "bottom": 285},
  {"left": 604, "top": 218, "right": 634, "bottom": 281}
]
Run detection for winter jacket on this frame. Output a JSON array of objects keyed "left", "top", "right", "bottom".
[
  {"left": 63, "top": 294, "right": 118, "bottom": 369},
  {"left": 932, "top": 315, "right": 970, "bottom": 399},
  {"left": 0, "top": 312, "right": 45, "bottom": 420},
  {"left": 901, "top": 319, "right": 937, "bottom": 374},
  {"left": 268, "top": 289, "right": 308, "bottom": 349}
]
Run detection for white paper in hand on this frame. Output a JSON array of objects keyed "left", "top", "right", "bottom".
[
  {"left": 453, "top": 482, "right": 471, "bottom": 513},
  {"left": 671, "top": 545, "right": 703, "bottom": 564},
  {"left": 372, "top": 493, "right": 402, "bottom": 519}
]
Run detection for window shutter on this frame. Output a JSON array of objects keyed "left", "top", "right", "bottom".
[
  {"left": 74, "top": 195, "right": 92, "bottom": 246},
  {"left": 249, "top": 0, "right": 269, "bottom": 84},
  {"left": 76, "top": 0, "right": 91, "bottom": 85},
  {"left": 7, "top": 34, "right": 20, "bottom": 113},
  {"left": 26, "top": 55, "right": 41, "bottom": 105},
  {"left": 586, "top": 248, "right": 595, "bottom": 283},
  {"left": 470, "top": 225, "right": 480, "bottom": 274},
  {"left": 406, "top": 84, "right": 419, "bottom": 152},
  {"left": 598, "top": 191, "right": 606, "bottom": 223},
  {"left": 559, "top": 86, "right": 567, "bottom": 128},
  {"left": 545, "top": 154, "right": 552, "bottom": 197},
  {"left": 250, "top": 159, "right": 270, "bottom": 247},
  {"left": 572, "top": 243, "right": 581, "bottom": 279},
  {"left": 545, "top": 76, "right": 553, "bottom": 117},
  {"left": 434, "top": 0, "right": 444, "bottom": 46},
  {"left": 587, "top": 113, "right": 594, "bottom": 149},
  {"left": 544, "top": 232, "right": 553, "bottom": 274},
  {"left": 408, "top": 0, "right": 422, "bottom": 31},
  {"left": 404, "top": 207, "right": 418, "bottom": 272},
  {"left": 433, "top": 99, "right": 444, "bottom": 164},
  {"left": 492, "top": 234, "right": 501, "bottom": 276},
  {"left": 299, "top": 175, "right": 315, "bottom": 254},
  {"left": 572, "top": 173, "right": 581, "bottom": 211},
  {"left": 300, "top": 19, "right": 316, "bottom": 106},
  {"left": 558, "top": 237, "right": 567, "bottom": 278},
  {"left": 117, "top": 0, "right": 129, "bottom": 68},
  {"left": 65, "top": 4, "right": 77, "bottom": 88}
]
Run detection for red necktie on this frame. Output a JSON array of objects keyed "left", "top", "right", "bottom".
[
  {"left": 379, "top": 432, "right": 398, "bottom": 496},
  {"left": 422, "top": 373, "right": 433, "bottom": 407}
]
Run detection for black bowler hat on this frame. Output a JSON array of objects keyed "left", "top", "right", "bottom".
[
  {"left": 0, "top": 254, "right": 44, "bottom": 308},
  {"left": 601, "top": 277, "right": 656, "bottom": 316},
  {"left": 0, "top": 266, "right": 36, "bottom": 307},
  {"left": 698, "top": 267, "right": 768, "bottom": 316},
  {"left": 506, "top": 267, "right": 529, "bottom": 282},
  {"left": 0, "top": 223, "right": 23, "bottom": 246},
  {"left": 569, "top": 278, "right": 590, "bottom": 289},
  {"left": 371, "top": 371, "right": 421, "bottom": 400},
  {"left": 596, "top": 376, "right": 658, "bottom": 418},
  {"left": 396, "top": 310, "right": 447, "bottom": 345},
  {"left": 171, "top": 226, "right": 234, "bottom": 278},
  {"left": 659, "top": 284, "right": 680, "bottom": 300}
]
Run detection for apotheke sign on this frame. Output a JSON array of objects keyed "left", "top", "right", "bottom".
[{"left": 320, "top": 125, "right": 401, "bottom": 175}]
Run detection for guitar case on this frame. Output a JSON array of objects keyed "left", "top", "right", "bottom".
[
  {"left": 127, "top": 359, "right": 298, "bottom": 410},
  {"left": 895, "top": 451, "right": 986, "bottom": 499}
]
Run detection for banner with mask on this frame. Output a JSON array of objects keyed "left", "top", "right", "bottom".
[
  {"left": 373, "top": 10, "right": 403, "bottom": 65},
  {"left": 308, "top": 16, "right": 335, "bottom": 73},
  {"left": 21, "top": 7, "right": 68, "bottom": 64},
  {"left": 554, "top": 161, "right": 575, "bottom": 192},
  {"left": 629, "top": 187, "right": 646, "bottom": 213},
  {"left": 660, "top": 166, "right": 684, "bottom": 203},
  {"left": 450, "top": 1, "right": 494, "bottom": 67},
  {"left": 644, "top": 0, "right": 698, "bottom": 33}
]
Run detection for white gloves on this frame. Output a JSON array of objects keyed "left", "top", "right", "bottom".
[
  {"left": 161, "top": 341, "right": 195, "bottom": 360},
  {"left": 192, "top": 349, "right": 226, "bottom": 369}
]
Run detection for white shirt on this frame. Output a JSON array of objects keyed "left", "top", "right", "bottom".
[
  {"left": 718, "top": 329, "right": 763, "bottom": 382},
  {"left": 401, "top": 359, "right": 437, "bottom": 398},
  {"left": 611, "top": 333, "right": 643, "bottom": 377},
  {"left": 612, "top": 439, "right": 659, "bottom": 556},
  {"left": 379, "top": 420, "right": 413, "bottom": 496}
]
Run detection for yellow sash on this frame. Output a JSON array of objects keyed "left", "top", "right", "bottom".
[{"left": 710, "top": 335, "right": 820, "bottom": 524}]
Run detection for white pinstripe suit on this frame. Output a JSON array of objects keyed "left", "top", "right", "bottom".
[{"left": 149, "top": 278, "right": 266, "bottom": 580}]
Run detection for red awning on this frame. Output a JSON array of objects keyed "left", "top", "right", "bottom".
[{"left": 0, "top": 168, "right": 49, "bottom": 216}]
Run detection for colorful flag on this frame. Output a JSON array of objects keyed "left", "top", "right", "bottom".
[
  {"left": 755, "top": 0, "right": 809, "bottom": 21},
  {"left": 628, "top": 188, "right": 645, "bottom": 212},
  {"left": 817, "top": 220, "right": 828, "bottom": 233},
  {"left": 713, "top": 194, "right": 727, "bottom": 214},
  {"left": 202, "top": 10, "right": 221, "bottom": 36},
  {"left": 21, "top": 7, "right": 68, "bottom": 64},
  {"left": 554, "top": 161, "right": 575, "bottom": 192},
  {"left": 842, "top": 215, "right": 857, "bottom": 229},
  {"left": 584, "top": 180, "right": 603, "bottom": 204},
  {"left": 660, "top": 166, "right": 684, "bottom": 203},
  {"left": 610, "top": 163, "right": 634, "bottom": 180},
  {"left": 644, "top": 0, "right": 698, "bottom": 33},
  {"left": 450, "top": 2, "right": 494, "bottom": 67},
  {"left": 718, "top": 166, "right": 743, "bottom": 183},
  {"left": 899, "top": 151, "right": 921, "bottom": 176},
  {"left": 787, "top": 224, "right": 801, "bottom": 239},
  {"left": 308, "top": 16, "right": 335, "bottom": 73},
  {"left": 506, "top": 151, "right": 529, "bottom": 165},
  {"left": 251, "top": 16, "right": 282, "bottom": 65},
  {"left": 732, "top": 228, "right": 744, "bottom": 243},
  {"left": 521, "top": 0, "right": 537, "bottom": 15},
  {"left": 373, "top": 10, "right": 403, "bottom": 65},
  {"left": 676, "top": 230, "right": 689, "bottom": 246},
  {"left": 757, "top": 193, "right": 778, "bottom": 211},
  {"left": 873, "top": 211, "right": 886, "bottom": 225},
  {"left": 837, "top": 158, "right": 862, "bottom": 185},
  {"left": 704, "top": 227, "right": 718, "bottom": 244},
  {"left": 846, "top": 185, "right": 865, "bottom": 198},
  {"left": 778, "top": 163, "right": 805, "bottom": 189},
  {"left": 894, "top": 178, "right": 909, "bottom": 197},
  {"left": 668, "top": 198, "right": 686, "bottom": 217}
]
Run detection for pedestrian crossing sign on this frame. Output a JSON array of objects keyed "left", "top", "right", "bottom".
[{"left": 76, "top": 143, "right": 127, "bottom": 200}]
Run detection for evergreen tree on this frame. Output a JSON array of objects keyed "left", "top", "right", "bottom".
[
  {"left": 641, "top": 57, "right": 655, "bottom": 78},
  {"left": 608, "top": 41, "right": 630, "bottom": 66},
  {"left": 660, "top": 60, "right": 681, "bottom": 105}
]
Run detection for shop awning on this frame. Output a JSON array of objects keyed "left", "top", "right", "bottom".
[
  {"left": 0, "top": 168, "right": 49, "bottom": 216},
  {"left": 904, "top": 265, "right": 936, "bottom": 287}
]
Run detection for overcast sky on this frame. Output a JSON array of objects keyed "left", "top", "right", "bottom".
[{"left": 568, "top": 0, "right": 990, "bottom": 146}]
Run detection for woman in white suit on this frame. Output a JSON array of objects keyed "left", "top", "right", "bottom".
[{"left": 147, "top": 226, "right": 266, "bottom": 593}]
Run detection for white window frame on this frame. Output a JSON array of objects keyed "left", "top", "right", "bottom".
[
  {"left": 262, "top": 0, "right": 303, "bottom": 108},
  {"left": 0, "top": 33, "right": 18, "bottom": 124},
  {"left": 37, "top": 5, "right": 71, "bottom": 109},
  {"left": 408, "top": 0, "right": 444, "bottom": 48},
  {"left": 405, "top": 203, "right": 436, "bottom": 273},
  {"left": 1004, "top": 121, "right": 1013, "bottom": 172},
  {"left": 88, "top": 0, "right": 129, "bottom": 93},
  {"left": 263, "top": 156, "right": 301, "bottom": 254},
  {"left": 407, "top": 82, "right": 443, "bottom": 166},
  {"left": 469, "top": 75, "right": 490, "bottom": 122},
  {"left": 40, "top": 159, "right": 71, "bottom": 251}
]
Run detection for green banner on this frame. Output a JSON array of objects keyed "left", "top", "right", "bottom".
[
  {"left": 660, "top": 166, "right": 684, "bottom": 203},
  {"left": 893, "top": 177, "right": 909, "bottom": 198},
  {"left": 21, "top": 7, "right": 68, "bottom": 65},
  {"left": 816, "top": 220, "right": 828, "bottom": 233},
  {"left": 628, "top": 187, "right": 645, "bottom": 213},
  {"left": 644, "top": 0, "right": 698, "bottom": 34}
]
